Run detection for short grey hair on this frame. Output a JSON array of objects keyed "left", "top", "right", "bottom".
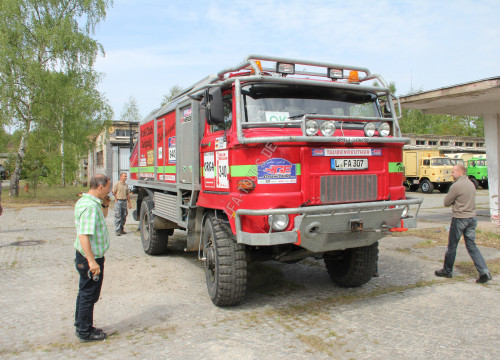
[{"left": 89, "top": 174, "right": 110, "bottom": 189}]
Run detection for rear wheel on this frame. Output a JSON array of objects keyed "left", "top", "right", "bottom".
[
  {"left": 140, "top": 196, "right": 169, "bottom": 255},
  {"left": 420, "top": 180, "right": 434, "bottom": 193},
  {"left": 202, "top": 212, "right": 247, "bottom": 306},
  {"left": 409, "top": 184, "right": 419, "bottom": 192},
  {"left": 481, "top": 181, "right": 489, "bottom": 189},
  {"left": 324, "top": 242, "right": 379, "bottom": 287}
]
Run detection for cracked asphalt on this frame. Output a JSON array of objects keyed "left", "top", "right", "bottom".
[{"left": 0, "top": 188, "right": 498, "bottom": 360}]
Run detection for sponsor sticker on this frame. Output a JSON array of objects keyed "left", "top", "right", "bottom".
[
  {"left": 216, "top": 151, "right": 229, "bottom": 189},
  {"left": 312, "top": 148, "right": 382, "bottom": 156},
  {"left": 204, "top": 152, "right": 215, "bottom": 188},
  {"left": 257, "top": 158, "right": 297, "bottom": 184},
  {"left": 215, "top": 136, "right": 227, "bottom": 150},
  {"left": 168, "top": 137, "right": 176, "bottom": 163}
]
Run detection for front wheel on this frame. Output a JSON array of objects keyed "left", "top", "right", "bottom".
[
  {"left": 324, "top": 242, "right": 379, "bottom": 287},
  {"left": 470, "top": 177, "right": 479, "bottom": 189},
  {"left": 202, "top": 212, "right": 247, "bottom": 306},
  {"left": 140, "top": 196, "right": 169, "bottom": 255},
  {"left": 420, "top": 180, "right": 434, "bottom": 193}
]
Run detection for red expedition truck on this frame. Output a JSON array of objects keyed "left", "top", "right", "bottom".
[{"left": 129, "top": 55, "right": 422, "bottom": 306}]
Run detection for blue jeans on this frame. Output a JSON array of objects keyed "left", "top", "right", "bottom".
[
  {"left": 74, "top": 251, "right": 104, "bottom": 338},
  {"left": 443, "top": 217, "right": 489, "bottom": 275},
  {"left": 114, "top": 200, "right": 128, "bottom": 232}
]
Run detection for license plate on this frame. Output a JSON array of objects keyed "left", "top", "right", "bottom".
[{"left": 331, "top": 158, "right": 368, "bottom": 170}]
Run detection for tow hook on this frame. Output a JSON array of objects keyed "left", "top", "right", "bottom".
[{"left": 350, "top": 219, "right": 363, "bottom": 232}]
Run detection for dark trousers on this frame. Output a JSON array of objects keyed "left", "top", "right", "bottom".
[
  {"left": 74, "top": 251, "right": 104, "bottom": 338},
  {"left": 444, "top": 217, "right": 489, "bottom": 275}
]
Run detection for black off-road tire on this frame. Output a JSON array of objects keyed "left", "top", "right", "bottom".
[
  {"left": 438, "top": 184, "right": 450, "bottom": 193},
  {"left": 481, "top": 182, "right": 488, "bottom": 190},
  {"left": 324, "top": 242, "right": 379, "bottom": 287},
  {"left": 202, "top": 213, "right": 247, "bottom": 306},
  {"left": 140, "top": 196, "right": 169, "bottom": 255},
  {"left": 420, "top": 180, "right": 434, "bottom": 193},
  {"left": 409, "top": 184, "right": 419, "bottom": 192},
  {"left": 470, "top": 177, "right": 479, "bottom": 189}
]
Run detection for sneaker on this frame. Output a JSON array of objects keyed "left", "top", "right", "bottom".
[
  {"left": 115, "top": 231, "right": 121, "bottom": 236},
  {"left": 121, "top": 229, "right": 126, "bottom": 235},
  {"left": 79, "top": 328, "right": 108, "bottom": 342},
  {"left": 434, "top": 269, "right": 452, "bottom": 278},
  {"left": 476, "top": 273, "right": 492, "bottom": 283}
]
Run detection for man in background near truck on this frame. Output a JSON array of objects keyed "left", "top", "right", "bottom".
[
  {"left": 434, "top": 164, "right": 492, "bottom": 283},
  {"left": 74, "top": 174, "right": 111, "bottom": 342},
  {"left": 112, "top": 172, "right": 131, "bottom": 236}
]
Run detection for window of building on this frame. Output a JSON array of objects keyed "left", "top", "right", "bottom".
[
  {"left": 416, "top": 140, "right": 425, "bottom": 145},
  {"left": 115, "top": 129, "right": 131, "bottom": 137},
  {"left": 440, "top": 141, "right": 449, "bottom": 146},
  {"left": 428, "top": 141, "right": 437, "bottom": 146},
  {"left": 466, "top": 142, "right": 474, "bottom": 147},
  {"left": 96, "top": 151, "right": 104, "bottom": 166},
  {"left": 455, "top": 142, "right": 463, "bottom": 147},
  {"left": 476, "top": 143, "right": 484, "bottom": 147}
]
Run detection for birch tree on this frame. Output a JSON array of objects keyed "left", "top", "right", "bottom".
[{"left": 0, "top": 0, "right": 113, "bottom": 196}]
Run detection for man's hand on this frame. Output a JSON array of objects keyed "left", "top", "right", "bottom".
[{"left": 88, "top": 259, "right": 101, "bottom": 276}]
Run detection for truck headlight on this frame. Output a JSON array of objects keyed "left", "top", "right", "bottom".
[
  {"left": 378, "top": 122, "right": 390, "bottom": 137},
  {"left": 320, "top": 121, "right": 336, "bottom": 136},
  {"left": 268, "top": 214, "right": 289, "bottom": 231},
  {"left": 305, "top": 120, "right": 319, "bottom": 136},
  {"left": 364, "top": 122, "right": 376, "bottom": 137}
]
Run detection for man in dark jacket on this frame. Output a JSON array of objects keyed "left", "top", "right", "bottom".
[{"left": 435, "top": 165, "right": 492, "bottom": 283}]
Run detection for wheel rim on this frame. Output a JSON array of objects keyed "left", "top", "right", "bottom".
[
  {"left": 203, "top": 224, "right": 216, "bottom": 285},
  {"left": 422, "top": 183, "right": 429, "bottom": 192},
  {"left": 143, "top": 211, "right": 150, "bottom": 244}
]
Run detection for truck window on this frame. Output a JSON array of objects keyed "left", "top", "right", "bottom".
[
  {"left": 431, "top": 158, "right": 451, "bottom": 166},
  {"left": 423, "top": 159, "right": 430, "bottom": 166},
  {"left": 241, "top": 83, "right": 380, "bottom": 125},
  {"left": 209, "top": 94, "right": 232, "bottom": 132}
]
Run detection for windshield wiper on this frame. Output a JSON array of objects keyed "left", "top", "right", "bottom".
[{"left": 288, "top": 112, "right": 317, "bottom": 119}]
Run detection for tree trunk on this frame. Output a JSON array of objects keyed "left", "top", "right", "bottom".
[{"left": 9, "top": 124, "right": 29, "bottom": 197}]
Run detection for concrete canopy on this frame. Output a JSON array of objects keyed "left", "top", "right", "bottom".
[
  {"left": 399, "top": 76, "right": 500, "bottom": 225},
  {"left": 400, "top": 77, "right": 500, "bottom": 116}
]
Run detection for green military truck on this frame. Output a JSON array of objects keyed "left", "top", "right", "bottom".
[{"left": 467, "top": 157, "right": 488, "bottom": 189}]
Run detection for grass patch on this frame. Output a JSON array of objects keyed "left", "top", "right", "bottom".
[
  {"left": 2, "top": 182, "right": 88, "bottom": 207},
  {"left": 391, "top": 227, "right": 500, "bottom": 250},
  {"left": 455, "top": 258, "right": 500, "bottom": 278},
  {"left": 265, "top": 279, "right": 435, "bottom": 320},
  {"left": 247, "top": 262, "right": 305, "bottom": 296},
  {"left": 297, "top": 334, "right": 344, "bottom": 356}
]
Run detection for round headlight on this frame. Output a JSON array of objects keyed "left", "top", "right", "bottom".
[
  {"left": 305, "top": 120, "right": 319, "bottom": 136},
  {"left": 320, "top": 121, "right": 336, "bottom": 136},
  {"left": 364, "top": 122, "right": 376, "bottom": 137},
  {"left": 268, "top": 214, "right": 289, "bottom": 231},
  {"left": 378, "top": 122, "right": 390, "bottom": 137}
]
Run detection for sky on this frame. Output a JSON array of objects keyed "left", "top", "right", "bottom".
[{"left": 93, "top": 0, "right": 500, "bottom": 119}]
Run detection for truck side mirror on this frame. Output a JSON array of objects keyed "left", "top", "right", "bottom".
[{"left": 205, "top": 87, "right": 225, "bottom": 125}]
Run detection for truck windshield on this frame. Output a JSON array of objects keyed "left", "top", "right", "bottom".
[
  {"left": 431, "top": 158, "right": 452, "bottom": 166},
  {"left": 241, "top": 83, "right": 380, "bottom": 124}
]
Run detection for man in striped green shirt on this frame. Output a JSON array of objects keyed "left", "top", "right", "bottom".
[{"left": 74, "top": 174, "right": 111, "bottom": 342}]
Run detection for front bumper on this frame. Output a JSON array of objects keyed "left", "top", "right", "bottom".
[{"left": 234, "top": 197, "right": 423, "bottom": 252}]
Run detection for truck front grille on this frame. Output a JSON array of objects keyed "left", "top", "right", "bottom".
[{"left": 320, "top": 175, "right": 378, "bottom": 204}]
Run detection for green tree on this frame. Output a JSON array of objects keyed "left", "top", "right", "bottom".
[
  {"left": 0, "top": 0, "right": 113, "bottom": 196},
  {"left": 161, "top": 85, "right": 183, "bottom": 107},
  {"left": 120, "top": 96, "right": 142, "bottom": 123}
]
